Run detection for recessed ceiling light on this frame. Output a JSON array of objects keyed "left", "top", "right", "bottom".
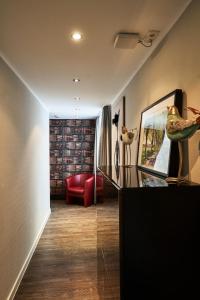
[
  {"left": 73, "top": 78, "right": 80, "bottom": 83},
  {"left": 71, "top": 32, "right": 82, "bottom": 41},
  {"left": 74, "top": 97, "right": 80, "bottom": 100}
]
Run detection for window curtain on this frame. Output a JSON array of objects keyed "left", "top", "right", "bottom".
[
  {"left": 95, "top": 114, "right": 101, "bottom": 168},
  {"left": 98, "top": 105, "right": 112, "bottom": 167},
  {"left": 93, "top": 116, "right": 98, "bottom": 205}
]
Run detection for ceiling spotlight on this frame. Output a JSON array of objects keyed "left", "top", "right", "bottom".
[
  {"left": 71, "top": 32, "right": 82, "bottom": 41},
  {"left": 73, "top": 78, "right": 80, "bottom": 83},
  {"left": 74, "top": 97, "right": 80, "bottom": 100}
]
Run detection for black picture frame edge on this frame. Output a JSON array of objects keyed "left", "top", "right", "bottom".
[{"left": 136, "top": 89, "right": 183, "bottom": 178}]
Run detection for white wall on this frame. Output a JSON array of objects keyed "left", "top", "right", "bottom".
[
  {"left": 112, "top": 0, "right": 200, "bottom": 183},
  {"left": 0, "top": 57, "right": 50, "bottom": 300}
]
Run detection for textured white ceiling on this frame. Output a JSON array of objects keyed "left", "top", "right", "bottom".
[{"left": 0, "top": 0, "right": 191, "bottom": 118}]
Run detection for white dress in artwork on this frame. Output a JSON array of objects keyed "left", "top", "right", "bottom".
[{"left": 154, "top": 132, "right": 170, "bottom": 174}]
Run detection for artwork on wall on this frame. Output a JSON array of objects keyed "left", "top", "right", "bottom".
[
  {"left": 112, "top": 96, "right": 126, "bottom": 169},
  {"left": 112, "top": 110, "right": 120, "bottom": 166},
  {"left": 137, "top": 89, "right": 183, "bottom": 177}
]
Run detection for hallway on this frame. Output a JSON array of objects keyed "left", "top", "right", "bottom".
[{"left": 14, "top": 200, "right": 119, "bottom": 300}]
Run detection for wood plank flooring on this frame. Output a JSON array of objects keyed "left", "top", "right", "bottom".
[
  {"left": 97, "top": 199, "right": 120, "bottom": 300},
  {"left": 14, "top": 199, "right": 119, "bottom": 300}
]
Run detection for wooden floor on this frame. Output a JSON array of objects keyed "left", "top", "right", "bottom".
[{"left": 14, "top": 199, "right": 119, "bottom": 300}]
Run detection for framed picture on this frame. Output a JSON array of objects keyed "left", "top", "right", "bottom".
[{"left": 137, "top": 89, "right": 183, "bottom": 177}]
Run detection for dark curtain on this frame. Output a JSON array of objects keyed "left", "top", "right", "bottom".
[{"left": 98, "top": 105, "right": 112, "bottom": 167}]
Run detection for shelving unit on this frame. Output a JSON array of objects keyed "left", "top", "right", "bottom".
[{"left": 99, "top": 165, "right": 200, "bottom": 299}]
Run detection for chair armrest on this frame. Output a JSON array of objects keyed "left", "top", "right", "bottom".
[
  {"left": 84, "top": 176, "right": 94, "bottom": 200},
  {"left": 84, "top": 176, "right": 94, "bottom": 192},
  {"left": 85, "top": 176, "right": 94, "bottom": 187},
  {"left": 65, "top": 176, "right": 74, "bottom": 188}
]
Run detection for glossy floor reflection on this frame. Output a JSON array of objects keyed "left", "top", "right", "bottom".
[{"left": 14, "top": 199, "right": 119, "bottom": 300}]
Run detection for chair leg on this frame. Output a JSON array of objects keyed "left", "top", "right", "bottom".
[
  {"left": 84, "top": 196, "right": 92, "bottom": 207},
  {"left": 66, "top": 194, "right": 73, "bottom": 204},
  {"left": 97, "top": 195, "right": 104, "bottom": 203},
  {"left": 84, "top": 200, "right": 90, "bottom": 207}
]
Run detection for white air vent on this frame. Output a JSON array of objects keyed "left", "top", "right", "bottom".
[{"left": 114, "top": 33, "right": 139, "bottom": 49}]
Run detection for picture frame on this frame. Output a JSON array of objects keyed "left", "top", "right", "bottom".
[{"left": 137, "top": 89, "right": 183, "bottom": 177}]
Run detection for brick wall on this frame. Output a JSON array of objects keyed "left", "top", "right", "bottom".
[{"left": 50, "top": 119, "right": 96, "bottom": 198}]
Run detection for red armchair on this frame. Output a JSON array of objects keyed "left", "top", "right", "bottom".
[{"left": 65, "top": 173, "right": 94, "bottom": 207}]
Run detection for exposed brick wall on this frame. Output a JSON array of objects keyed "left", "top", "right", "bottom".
[{"left": 50, "top": 119, "right": 96, "bottom": 198}]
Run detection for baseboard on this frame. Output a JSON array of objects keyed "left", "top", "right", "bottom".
[
  {"left": 6, "top": 209, "right": 51, "bottom": 300},
  {"left": 50, "top": 194, "right": 65, "bottom": 200}
]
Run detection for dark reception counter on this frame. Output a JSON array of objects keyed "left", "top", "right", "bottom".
[
  {"left": 98, "top": 165, "right": 200, "bottom": 300},
  {"left": 98, "top": 164, "right": 199, "bottom": 189}
]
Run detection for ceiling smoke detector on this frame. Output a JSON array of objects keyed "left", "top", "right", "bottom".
[{"left": 114, "top": 32, "right": 140, "bottom": 49}]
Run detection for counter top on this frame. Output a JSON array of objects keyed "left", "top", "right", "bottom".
[{"left": 98, "top": 165, "right": 197, "bottom": 189}]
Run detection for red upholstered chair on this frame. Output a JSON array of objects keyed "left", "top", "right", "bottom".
[{"left": 65, "top": 173, "right": 94, "bottom": 207}]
